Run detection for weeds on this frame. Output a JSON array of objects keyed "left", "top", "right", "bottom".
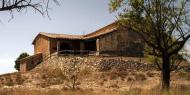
[{"left": 134, "top": 72, "right": 147, "bottom": 81}]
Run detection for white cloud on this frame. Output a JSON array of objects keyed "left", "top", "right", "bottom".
[{"left": 0, "top": 58, "right": 17, "bottom": 75}]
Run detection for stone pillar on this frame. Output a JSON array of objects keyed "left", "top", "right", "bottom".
[
  {"left": 20, "top": 60, "right": 27, "bottom": 72},
  {"left": 57, "top": 40, "right": 60, "bottom": 56},
  {"left": 96, "top": 38, "right": 100, "bottom": 55},
  {"left": 80, "top": 42, "right": 85, "bottom": 53}
]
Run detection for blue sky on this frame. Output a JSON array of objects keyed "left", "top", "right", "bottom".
[
  {"left": 0, "top": 0, "right": 189, "bottom": 74},
  {"left": 0, "top": 0, "right": 117, "bottom": 74}
]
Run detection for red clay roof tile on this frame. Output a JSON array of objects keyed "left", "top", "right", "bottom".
[{"left": 32, "top": 21, "right": 118, "bottom": 44}]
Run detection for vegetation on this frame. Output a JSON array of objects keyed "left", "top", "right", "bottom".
[
  {"left": 1, "top": 56, "right": 190, "bottom": 94},
  {"left": 66, "top": 57, "right": 83, "bottom": 90},
  {"left": 0, "top": 0, "right": 59, "bottom": 19},
  {"left": 144, "top": 44, "right": 188, "bottom": 71},
  {"left": 0, "top": 86, "right": 190, "bottom": 95},
  {"left": 14, "top": 52, "right": 29, "bottom": 71},
  {"left": 109, "top": 0, "right": 190, "bottom": 90}
]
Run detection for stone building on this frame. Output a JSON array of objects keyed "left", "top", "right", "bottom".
[{"left": 20, "top": 21, "right": 144, "bottom": 72}]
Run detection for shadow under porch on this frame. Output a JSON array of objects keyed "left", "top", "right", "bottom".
[{"left": 56, "top": 39, "right": 99, "bottom": 55}]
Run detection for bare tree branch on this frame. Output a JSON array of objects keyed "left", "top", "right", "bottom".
[{"left": 0, "top": 0, "right": 59, "bottom": 18}]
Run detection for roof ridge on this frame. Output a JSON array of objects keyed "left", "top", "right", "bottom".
[
  {"left": 32, "top": 21, "right": 118, "bottom": 44},
  {"left": 83, "top": 21, "right": 118, "bottom": 37},
  {"left": 40, "top": 32, "right": 83, "bottom": 36}
]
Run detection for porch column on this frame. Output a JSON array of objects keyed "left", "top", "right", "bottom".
[
  {"left": 80, "top": 42, "right": 85, "bottom": 53},
  {"left": 96, "top": 38, "right": 100, "bottom": 55},
  {"left": 57, "top": 40, "right": 60, "bottom": 56}
]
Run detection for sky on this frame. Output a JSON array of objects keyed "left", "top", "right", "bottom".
[
  {"left": 0, "top": 0, "right": 189, "bottom": 75},
  {"left": 0, "top": 0, "right": 117, "bottom": 74}
]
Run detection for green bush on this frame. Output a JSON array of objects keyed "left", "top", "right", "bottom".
[{"left": 14, "top": 52, "right": 29, "bottom": 71}]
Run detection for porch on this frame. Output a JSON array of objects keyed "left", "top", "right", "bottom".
[{"left": 56, "top": 39, "right": 100, "bottom": 55}]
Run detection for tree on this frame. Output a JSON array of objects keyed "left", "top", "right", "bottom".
[
  {"left": 65, "top": 57, "right": 83, "bottom": 90},
  {"left": 0, "top": 0, "right": 59, "bottom": 18},
  {"left": 109, "top": 0, "right": 190, "bottom": 89},
  {"left": 14, "top": 52, "right": 29, "bottom": 71},
  {"left": 144, "top": 44, "right": 188, "bottom": 71}
]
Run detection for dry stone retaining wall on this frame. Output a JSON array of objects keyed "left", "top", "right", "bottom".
[{"left": 34, "top": 56, "right": 158, "bottom": 73}]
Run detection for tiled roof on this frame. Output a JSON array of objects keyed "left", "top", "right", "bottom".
[
  {"left": 39, "top": 32, "right": 83, "bottom": 40},
  {"left": 83, "top": 21, "right": 117, "bottom": 39},
  {"left": 32, "top": 21, "right": 118, "bottom": 44}
]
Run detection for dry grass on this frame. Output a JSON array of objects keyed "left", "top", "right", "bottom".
[
  {"left": 0, "top": 89, "right": 124, "bottom": 95},
  {"left": 0, "top": 56, "right": 190, "bottom": 95},
  {"left": 79, "top": 66, "right": 93, "bottom": 77},
  {"left": 0, "top": 87, "right": 190, "bottom": 95},
  {"left": 177, "top": 72, "right": 190, "bottom": 80},
  {"left": 146, "top": 71, "right": 156, "bottom": 77},
  {"left": 140, "top": 86, "right": 190, "bottom": 95},
  {"left": 134, "top": 72, "right": 147, "bottom": 81},
  {"left": 0, "top": 84, "right": 190, "bottom": 95}
]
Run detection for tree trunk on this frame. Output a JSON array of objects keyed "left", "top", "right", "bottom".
[{"left": 161, "top": 53, "right": 170, "bottom": 90}]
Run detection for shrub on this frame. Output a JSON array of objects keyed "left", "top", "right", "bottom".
[
  {"left": 15, "top": 52, "right": 30, "bottom": 71},
  {"left": 127, "top": 76, "right": 135, "bottom": 81},
  {"left": 46, "top": 68, "right": 66, "bottom": 79},
  {"left": 147, "top": 71, "right": 155, "bottom": 77},
  {"left": 109, "top": 69, "right": 128, "bottom": 80},
  {"left": 109, "top": 83, "right": 119, "bottom": 88},
  {"left": 109, "top": 69, "right": 119, "bottom": 80},
  {"left": 79, "top": 66, "right": 92, "bottom": 77},
  {"left": 178, "top": 71, "right": 190, "bottom": 80},
  {"left": 66, "top": 57, "right": 83, "bottom": 90},
  {"left": 134, "top": 72, "right": 147, "bottom": 81}
]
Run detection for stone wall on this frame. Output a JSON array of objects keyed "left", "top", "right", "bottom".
[
  {"left": 50, "top": 39, "right": 57, "bottom": 54},
  {"left": 98, "top": 30, "right": 143, "bottom": 56},
  {"left": 0, "top": 72, "right": 24, "bottom": 86},
  {"left": 34, "top": 35, "right": 50, "bottom": 57},
  {"left": 98, "top": 58, "right": 158, "bottom": 72},
  {"left": 99, "top": 30, "right": 119, "bottom": 52},
  {"left": 33, "top": 56, "right": 158, "bottom": 73},
  {"left": 20, "top": 53, "right": 43, "bottom": 72}
]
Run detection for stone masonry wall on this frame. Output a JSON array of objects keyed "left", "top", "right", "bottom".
[
  {"left": 99, "top": 30, "right": 143, "bottom": 56},
  {"left": 50, "top": 39, "right": 57, "bottom": 54},
  {"left": 34, "top": 35, "right": 50, "bottom": 57},
  {"left": 20, "top": 53, "right": 43, "bottom": 72}
]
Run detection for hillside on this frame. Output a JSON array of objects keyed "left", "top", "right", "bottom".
[{"left": 0, "top": 55, "right": 190, "bottom": 95}]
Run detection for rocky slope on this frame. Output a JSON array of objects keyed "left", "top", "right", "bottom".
[{"left": 0, "top": 55, "right": 189, "bottom": 93}]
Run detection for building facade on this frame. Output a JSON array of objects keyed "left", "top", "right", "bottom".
[
  {"left": 32, "top": 22, "right": 143, "bottom": 57},
  {"left": 20, "top": 22, "right": 144, "bottom": 72}
]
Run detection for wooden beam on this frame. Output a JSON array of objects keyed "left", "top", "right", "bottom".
[
  {"left": 96, "top": 38, "right": 100, "bottom": 55},
  {"left": 57, "top": 40, "right": 60, "bottom": 56}
]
